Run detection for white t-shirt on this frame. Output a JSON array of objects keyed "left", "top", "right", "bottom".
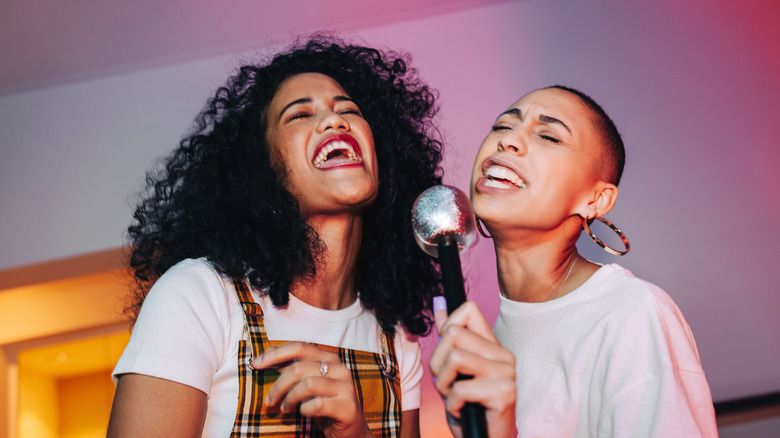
[
  {"left": 113, "top": 258, "right": 423, "bottom": 437},
  {"left": 493, "top": 263, "right": 717, "bottom": 437}
]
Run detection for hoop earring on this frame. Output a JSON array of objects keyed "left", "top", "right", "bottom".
[
  {"left": 475, "top": 216, "right": 492, "bottom": 239},
  {"left": 582, "top": 216, "right": 630, "bottom": 256}
]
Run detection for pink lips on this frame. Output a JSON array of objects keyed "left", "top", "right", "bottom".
[
  {"left": 481, "top": 155, "right": 523, "bottom": 177},
  {"left": 312, "top": 134, "right": 364, "bottom": 170},
  {"left": 476, "top": 155, "right": 528, "bottom": 193}
]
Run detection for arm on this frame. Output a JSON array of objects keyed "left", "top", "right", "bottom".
[
  {"left": 429, "top": 301, "right": 517, "bottom": 438},
  {"left": 107, "top": 374, "right": 207, "bottom": 438},
  {"left": 599, "top": 371, "right": 717, "bottom": 438},
  {"left": 401, "top": 409, "right": 420, "bottom": 438},
  {"left": 595, "top": 283, "right": 718, "bottom": 437},
  {"left": 107, "top": 261, "right": 232, "bottom": 437}
]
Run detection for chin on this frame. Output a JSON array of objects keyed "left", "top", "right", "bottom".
[
  {"left": 338, "top": 184, "right": 378, "bottom": 209},
  {"left": 472, "top": 197, "right": 507, "bottom": 224},
  {"left": 353, "top": 191, "right": 379, "bottom": 210}
]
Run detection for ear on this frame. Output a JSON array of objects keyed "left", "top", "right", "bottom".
[{"left": 577, "top": 183, "right": 618, "bottom": 220}]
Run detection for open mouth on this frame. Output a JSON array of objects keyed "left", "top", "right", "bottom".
[
  {"left": 483, "top": 165, "right": 527, "bottom": 189},
  {"left": 312, "top": 135, "right": 363, "bottom": 169}
]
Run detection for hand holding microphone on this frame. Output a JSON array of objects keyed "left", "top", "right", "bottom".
[
  {"left": 413, "top": 185, "right": 517, "bottom": 438},
  {"left": 412, "top": 185, "right": 488, "bottom": 438}
]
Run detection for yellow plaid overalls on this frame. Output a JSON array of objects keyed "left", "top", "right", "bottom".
[{"left": 229, "top": 279, "right": 402, "bottom": 437}]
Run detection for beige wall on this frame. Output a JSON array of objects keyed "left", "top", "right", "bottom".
[
  {"left": 0, "top": 250, "right": 128, "bottom": 438},
  {"left": 59, "top": 372, "right": 117, "bottom": 438},
  {"left": 18, "top": 370, "right": 58, "bottom": 438}
]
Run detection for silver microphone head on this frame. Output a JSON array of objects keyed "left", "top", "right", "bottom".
[{"left": 411, "top": 185, "right": 477, "bottom": 258}]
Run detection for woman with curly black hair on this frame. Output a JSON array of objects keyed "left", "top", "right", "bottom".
[{"left": 107, "top": 36, "right": 443, "bottom": 437}]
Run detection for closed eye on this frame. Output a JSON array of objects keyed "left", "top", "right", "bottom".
[
  {"left": 340, "top": 108, "right": 363, "bottom": 116},
  {"left": 286, "top": 112, "right": 311, "bottom": 122},
  {"left": 539, "top": 134, "right": 560, "bottom": 143}
]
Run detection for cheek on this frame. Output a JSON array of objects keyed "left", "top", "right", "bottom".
[
  {"left": 266, "top": 139, "right": 297, "bottom": 190},
  {"left": 275, "top": 132, "right": 310, "bottom": 170},
  {"left": 359, "top": 124, "right": 377, "bottom": 159},
  {"left": 269, "top": 153, "right": 293, "bottom": 192},
  {"left": 363, "top": 140, "right": 378, "bottom": 182},
  {"left": 361, "top": 121, "right": 374, "bottom": 143},
  {"left": 366, "top": 138, "right": 377, "bottom": 164},
  {"left": 267, "top": 143, "right": 286, "bottom": 174},
  {"left": 266, "top": 126, "right": 290, "bottom": 167}
]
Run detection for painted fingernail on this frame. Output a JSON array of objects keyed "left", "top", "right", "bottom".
[{"left": 433, "top": 296, "right": 447, "bottom": 313}]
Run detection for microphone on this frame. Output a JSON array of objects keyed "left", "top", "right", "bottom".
[{"left": 411, "top": 185, "right": 487, "bottom": 438}]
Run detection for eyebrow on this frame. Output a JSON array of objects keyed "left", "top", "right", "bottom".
[
  {"left": 497, "top": 107, "right": 522, "bottom": 120},
  {"left": 539, "top": 114, "right": 571, "bottom": 134},
  {"left": 497, "top": 108, "right": 572, "bottom": 134},
  {"left": 278, "top": 95, "right": 356, "bottom": 122}
]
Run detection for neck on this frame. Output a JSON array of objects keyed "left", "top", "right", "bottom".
[
  {"left": 290, "top": 213, "right": 363, "bottom": 310},
  {"left": 490, "top": 218, "right": 597, "bottom": 302}
]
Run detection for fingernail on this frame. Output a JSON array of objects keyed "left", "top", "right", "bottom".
[
  {"left": 433, "top": 296, "right": 447, "bottom": 313},
  {"left": 433, "top": 296, "right": 446, "bottom": 344}
]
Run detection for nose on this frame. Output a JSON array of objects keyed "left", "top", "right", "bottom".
[
  {"left": 496, "top": 129, "right": 526, "bottom": 155},
  {"left": 317, "top": 111, "right": 350, "bottom": 133}
]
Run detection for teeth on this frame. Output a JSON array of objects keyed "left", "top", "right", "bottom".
[
  {"left": 484, "top": 165, "right": 526, "bottom": 188},
  {"left": 483, "top": 178, "right": 512, "bottom": 189},
  {"left": 313, "top": 140, "right": 361, "bottom": 167}
]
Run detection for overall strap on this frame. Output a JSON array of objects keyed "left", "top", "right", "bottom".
[
  {"left": 232, "top": 278, "right": 267, "bottom": 360},
  {"left": 231, "top": 278, "right": 284, "bottom": 437},
  {"left": 230, "top": 279, "right": 402, "bottom": 437}
]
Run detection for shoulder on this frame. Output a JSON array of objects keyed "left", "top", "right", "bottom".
[
  {"left": 585, "top": 264, "right": 679, "bottom": 320},
  {"left": 137, "top": 258, "right": 240, "bottom": 337},
  {"left": 587, "top": 264, "right": 704, "bottom": 369},
  {"left": 115, "top": 258, "right": 242, "bottom": 397},
  {"left": 153, "top": 257, "right": 224, "bottom": 289},
  {"left": 145, "top": 258, "right": 231, "bottom": 306}
]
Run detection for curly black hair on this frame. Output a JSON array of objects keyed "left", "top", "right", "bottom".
[{"left": 125, "top": 35, "right": 443, "bottom": 336}]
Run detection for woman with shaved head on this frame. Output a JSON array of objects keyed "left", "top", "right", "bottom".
[{"left": 430, "top": 86, "right": 718, "bottom": 437}]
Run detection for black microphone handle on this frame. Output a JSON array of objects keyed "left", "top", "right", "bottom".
[{"left": 437, "top": 236, "right": 489, "bottom": 438}]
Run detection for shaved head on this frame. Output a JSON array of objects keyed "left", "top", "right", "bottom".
[{"left": 545, "top": 85, "right": 625, "bottom": 186}]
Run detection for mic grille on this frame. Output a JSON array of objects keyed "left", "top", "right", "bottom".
[{"left": 411, "top": 185, "right": 476, "bottom": 258}]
